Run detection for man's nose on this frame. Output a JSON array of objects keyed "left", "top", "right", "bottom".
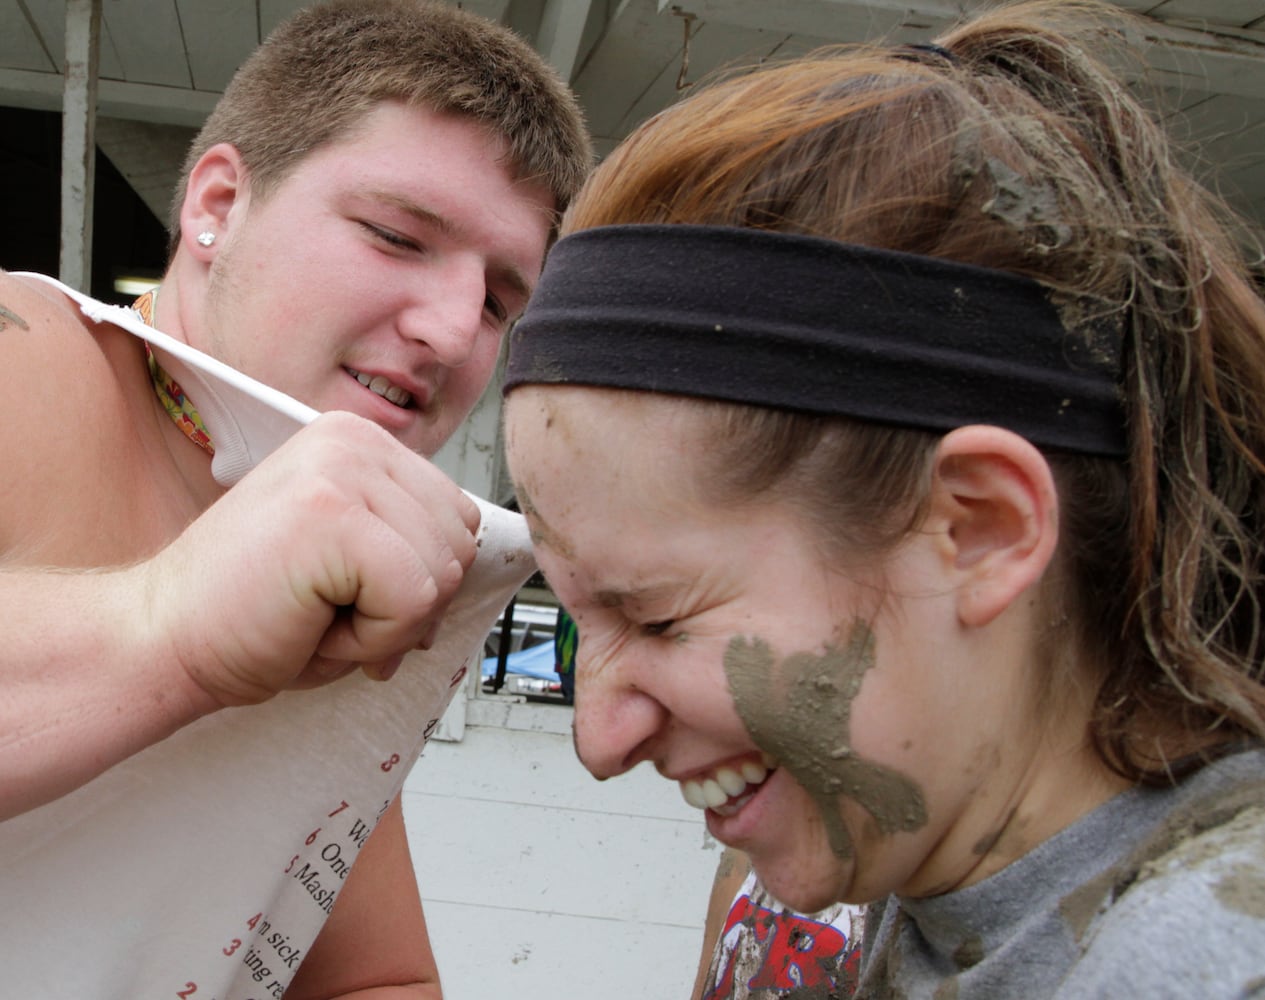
[
  {"left": 572, "top": 656, "right": 668, "bottom": 780},
  {"left": 398, "top": 260, "right": 487, "bottom": 367}
]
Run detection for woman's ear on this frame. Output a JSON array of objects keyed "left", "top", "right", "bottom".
[
  {"left": 928, "top": 425, "right": 1059, "bottom": 628},
  {"left": 177, "top": 142, "right": 249, "bottom": 260}
]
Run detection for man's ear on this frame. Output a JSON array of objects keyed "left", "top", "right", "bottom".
[
  {"left": 928, "top": 425, "right": 1059, "bottom": 628},
  {"left": 177, "top": 143, "right": 249, "bottom": 259}
]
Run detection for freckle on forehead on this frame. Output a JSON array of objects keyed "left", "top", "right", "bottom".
[{"left": 594, "top": 591, "right": 623, "bottom": 609}]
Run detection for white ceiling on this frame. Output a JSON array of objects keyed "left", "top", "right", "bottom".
[{"left": 3, "top": 0, "right": 1264, "bottom": 233}]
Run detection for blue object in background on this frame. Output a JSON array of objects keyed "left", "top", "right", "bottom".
[{"left": 480, "top": 641, "right": 561, "bottom": 682}]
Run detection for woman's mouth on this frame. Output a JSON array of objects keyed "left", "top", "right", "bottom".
[
  {"left": 679, "top": 754, "right": 776, "bottom": 817},
  {"left": 346, "top": 367, "right": 414, "bottom": 408}
]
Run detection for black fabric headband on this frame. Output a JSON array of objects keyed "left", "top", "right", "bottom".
[{"left": 504, "top": 224, "right": 1127, "bottom": 458}]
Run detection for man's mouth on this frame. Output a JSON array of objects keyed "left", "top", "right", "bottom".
[
  {"left": 679, "top": 754, "right": 777, "bottom": 818},
  {"left": 346, "top": 367, "right": 414, "bottom": 408}
]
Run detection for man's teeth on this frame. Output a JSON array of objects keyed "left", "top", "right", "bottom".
[
  {"left": 680, "top": 757, "right": 775, "bottom": 812},
  {"left": 349, "top": 368, "right": 412, "bottom": 407}
]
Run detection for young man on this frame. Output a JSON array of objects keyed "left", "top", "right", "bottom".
[{"left": 0, "top": 1, "right": 590, "bottom": 995}]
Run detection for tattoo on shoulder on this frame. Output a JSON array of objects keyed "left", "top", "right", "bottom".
[{"left": 0, "top": 304, "right": 30, "bottom": 332}]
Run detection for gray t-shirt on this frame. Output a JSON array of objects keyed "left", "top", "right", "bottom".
[{"left": 858, "top": 748, "right": 1265, "bottom": 999}]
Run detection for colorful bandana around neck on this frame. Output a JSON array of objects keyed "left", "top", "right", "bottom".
[
  {"left": 133, "top": 288, "right": 216, "bottom": 456},
  {"left": 503, "top": 224, "right": 1127, "bottom": 459}
]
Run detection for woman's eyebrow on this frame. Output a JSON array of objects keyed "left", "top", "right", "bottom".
[{"left": 594, "top": 583, "right": 677, "bottom": 609}]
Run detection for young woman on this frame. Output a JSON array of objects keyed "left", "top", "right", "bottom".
[{"left": 502, "top": 1, "right": 1265, "bottom": 994}]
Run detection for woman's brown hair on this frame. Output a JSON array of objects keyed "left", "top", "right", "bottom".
[{"left": 563, "top": 0, "right": 1265, "bottom": 782}]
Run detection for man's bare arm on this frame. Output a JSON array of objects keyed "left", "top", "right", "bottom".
[
  {"left": 0, "top": 275, "right": 479, "bottom": 821},
  {"left": 285, "top": 796, "right": 442, "bottom": 999},
  {"left": 0, "top": 415, "right": 480, "bottom": 821}
]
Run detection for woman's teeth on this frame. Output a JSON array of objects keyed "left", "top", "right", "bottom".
[
  {"left": 348, "top": 367, "right": 413, "bottom": 407},
  {"left": 680, "top": 757, "right": 775, "bottom": 813}
]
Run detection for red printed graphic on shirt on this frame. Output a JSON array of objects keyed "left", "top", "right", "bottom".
[{"left": 705, "top": 893, "right": 861, "bottom": 999}]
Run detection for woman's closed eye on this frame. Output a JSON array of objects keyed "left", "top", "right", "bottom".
[{"left": 641, "top": 620, "right": 676, "bottom": 637}]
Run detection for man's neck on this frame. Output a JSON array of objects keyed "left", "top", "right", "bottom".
[{"left": 135, "top": 275, "right": 227, "bottom": 510}]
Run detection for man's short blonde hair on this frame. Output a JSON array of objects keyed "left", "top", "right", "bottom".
[{"left": 169, "top": 0, "right": 591, "bottom": 252}]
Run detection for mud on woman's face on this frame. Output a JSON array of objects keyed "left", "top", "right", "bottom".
[{"left": 724, "top": 623, "right": 927, "bottom": 861}]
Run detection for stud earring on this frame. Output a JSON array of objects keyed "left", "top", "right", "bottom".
[{"left": 196, "top": 231, "right": 216, "bottom": 247}]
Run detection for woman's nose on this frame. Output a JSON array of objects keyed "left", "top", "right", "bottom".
[{"left": 572, "top": 657, "right": 668, "bottom": 780}]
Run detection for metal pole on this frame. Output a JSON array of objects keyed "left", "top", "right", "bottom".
[{"left": 59, "top": 0, "right": 102, "bottom": 292}]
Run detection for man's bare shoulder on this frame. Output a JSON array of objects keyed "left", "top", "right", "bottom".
[
  {"left": 2, "top": 268, "right": 71, "bottom": 319},
  {"left": 0, "top": 270, "right": 115, "bottom": 365},
  {"left": 0, "top": 271, "right": 163, "bottom": 563}
]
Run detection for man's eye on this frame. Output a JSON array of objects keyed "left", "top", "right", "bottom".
[
  {"left": 642, "top": 620, "right": 675, "bottom": 637},
  {"left": 485, "top": 293, "right": 508, "bottom": 325},
  {"left": 362, "top": 222, "right": 418, "bottom": 251}
]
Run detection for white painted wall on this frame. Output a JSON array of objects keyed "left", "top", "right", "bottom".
[
  {"left": 402, "top": 701, "right": 723, "bottom": 999},
  {"left": 431, "top": 361, "right": 509, "bottom": 504}
]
